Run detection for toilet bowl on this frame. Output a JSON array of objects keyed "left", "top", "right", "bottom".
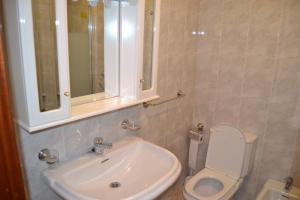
[
  {"left": 183, "top": 125, "right": 258, "bottom": 200},
  {"left": 183, "top": 168, "right": 243, "bottom": 200}
]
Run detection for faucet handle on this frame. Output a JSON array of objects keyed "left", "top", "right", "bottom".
[
  {"left": 121, "top": 119, "right": 141, "bottom": 131},
  {"left": 91, "top": 137, "right": 112, "bottom": 155},
  {"left": 285, "top": 176, "right": 294, "bottom": 183},
  {"left": 196, "top": 123, "right": 204, "bottom": 131},
  {"left": 38, "top": 148, "right": 59, "bottom": 166},
  {"left": 284, "top": 176, "right": 294, "bottom": 191},
  {"left": 94, "top": 137, "right": 104, "bottom": 146}
]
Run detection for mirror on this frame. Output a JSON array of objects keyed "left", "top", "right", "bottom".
[
  {"left": 142, "top": 0, "right": 155, "bottom": 91},
  {"left": 32, "top": 0, "right": 157, "bottom": 110},
  {"left": 67, "top": 0, "right": 119, "bottom": 103},
  {"left": 32, "top": 0, "right": 61, "bottom": 112}
]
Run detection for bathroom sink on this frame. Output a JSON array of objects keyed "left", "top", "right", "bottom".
[
  {"left": 42, "top": 137, "right": 181, "bottom": 200},
  {"left": 257, "top": 179, "right": 300, "bottom": 200}
]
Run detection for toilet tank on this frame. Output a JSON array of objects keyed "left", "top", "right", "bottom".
[{"left": 240, "top": 132, "right": 258, "bottom": 177}]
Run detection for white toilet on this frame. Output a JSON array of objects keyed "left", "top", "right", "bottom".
[{"left": 183, "top": 125, "right": 258, "bottom": 200}]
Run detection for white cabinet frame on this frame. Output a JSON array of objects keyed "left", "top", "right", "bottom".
[
  {"left": 120, "top": 0, "right": 160, "bottom": 100},
  {"left": 6, "top": 0, "right": 70, "bottom": 127},
  {"left": 137, "top": 0, "right": 160, "bottom": 100},
  {"left": 4, "top": 0, "right": 161, "bottom": 132}
]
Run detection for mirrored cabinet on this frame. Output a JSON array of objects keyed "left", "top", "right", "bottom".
[{"left": 3, "top": 0, "right": 160, "bottom": 132}]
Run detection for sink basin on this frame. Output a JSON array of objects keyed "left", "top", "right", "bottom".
[
  {"left": 257, "top": 179, "right": 300, "bottom": 200},
  {"left": 42, "top": 137, "right": 181, "bottom": 200}
]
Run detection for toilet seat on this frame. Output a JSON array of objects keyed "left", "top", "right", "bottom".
[{"left": 184, "top": 168, "right": 243, "bottom": 200}]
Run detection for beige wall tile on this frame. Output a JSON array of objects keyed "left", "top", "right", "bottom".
[
  {"left": 242, "top": 56, "right": 277, "bottom": 99},
  {"left": 213, "top": 95, "right": 241, "bottom": 126},
  {"left": 184, "top": 14, "right": 199, "bottom": 54},
  {"left": 278, "top": 0, "right": 300, "bottom": 58},
  {"left": 280, "top": 0, "right": 300, "bottom": 38},
  {"left": 220, "top": 33, "right": 248, "bottom": 56},
  {"left": 186, "top": 0, "right": 201, "bottom": 14},
  {"left": 222, "top": 0, "right": 251, "bottom": 36},
  {"left": 250, "top": 0, "right": 284, "bottom": 36},
  {"left": 194, "top": 88, "right": 217, "bottom": 128},
  {"left": 291, "top": 132, "right": 300, "bottom": 187},
  {"left": 196, "top": 53, "right": 219, "bottom": 90},
  {"left": 247, "top": 34, "right": 279, "bottom": 57},
  {"left": 279, "top": 37, "right": 300, "bottom": 59},
  {"left": 217, "top": 55, "right": 245, "bottom": 96},
  {"left": 272, "top": 58, "right": 300, "bottom": 102},
  {"left": 258, "top": 142, "right": 294, "bottom": 182},
  {"left": 167, "top": 11, "right": 186, "bottom": 56},
  {"left": 239, "top": 97, "right": 268, "bottom": 137},
  {"left": 198, "top": 0, "right": 222, "bottom": 37},
  {"left": 197, "top": 35, "right": 220, "bottom": 55}
]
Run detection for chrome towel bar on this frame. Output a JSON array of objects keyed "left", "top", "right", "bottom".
[{"left": 143, "top": 90, "right": 185, "bottom": 108}]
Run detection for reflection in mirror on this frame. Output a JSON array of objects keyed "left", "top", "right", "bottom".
[
  {"left": 142, "top": 0, "right": 155, "bottom": 91},
  {"left": 32, "top": 0, "right": 61, "bottom": 112},
  {"left": 68, "top": 0, "right": 104, "bottom": 98},
  {"left": 67, "top": 0, "right": 119, "bottom": 103}
]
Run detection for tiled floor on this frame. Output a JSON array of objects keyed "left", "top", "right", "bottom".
[{"left": 157, "top": 186, "right": 184, "bottom": 200}]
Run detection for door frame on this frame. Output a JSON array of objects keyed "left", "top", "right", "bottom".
[{"left": 0, "top": 0, "right": 27, "bottom": 199}]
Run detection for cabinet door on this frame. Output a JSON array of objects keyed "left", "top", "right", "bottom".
[{"left": 18, "top": 0, "right": 70, "bottom": 127}]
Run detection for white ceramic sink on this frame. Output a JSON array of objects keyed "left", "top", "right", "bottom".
[
  {"left": 42, "top": 137, "right": 181, "bottom": 200},
  {"left": 257, "top": 179, "right": 300, "bottom": 200}
]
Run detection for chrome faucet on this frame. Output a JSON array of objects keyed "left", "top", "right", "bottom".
[
  {"left": 284, "top": 176, "right": 294, "bottom": 192},
  {"left": 91, "top": 137, "right": 112, "bottom": 155},
  {"left": 38, "top": 148, "right": 59, "bottom": 167},
  {"left": 121, "top": 119, "right": 141, "bottom": 132}
]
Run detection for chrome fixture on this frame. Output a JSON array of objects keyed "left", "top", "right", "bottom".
[
  {"left": 121, "top": 119, "right": 141, "bottom": 131},
  {"left": 189, "top": 123, "right": 204, "bottom": 134},
  {"left": 38, "top": 148, "right": 59, "bottom": 166},
  {"left": 91, "top": 137, "right": 112, "bottom": 155},
  {"left": 284, "top": 176, "right": 294, "bottom": 192},
  {"left": 87, "top": 0, "right": 100, "bottom": 7},
  {"left": 196, "top": 123, "right": 204, "bottom": 131},
  {"left": 143, "top": 90, "right": 185, "bottom": 108},
  {"left": 189, "top": 123, "right": 205, "bottom": 141}
]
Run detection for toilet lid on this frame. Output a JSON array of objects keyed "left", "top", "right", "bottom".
[{"left": 206, "top": 125, "right": 246, "bottom": 179}]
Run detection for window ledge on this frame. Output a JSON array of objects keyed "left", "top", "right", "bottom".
[{"left": 18, "top": 96, "right": 160, "bottom": 133}]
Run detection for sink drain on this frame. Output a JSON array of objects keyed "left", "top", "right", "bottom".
[{"left": 110, "top": 182, "right": 121, "bottom": 188}]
